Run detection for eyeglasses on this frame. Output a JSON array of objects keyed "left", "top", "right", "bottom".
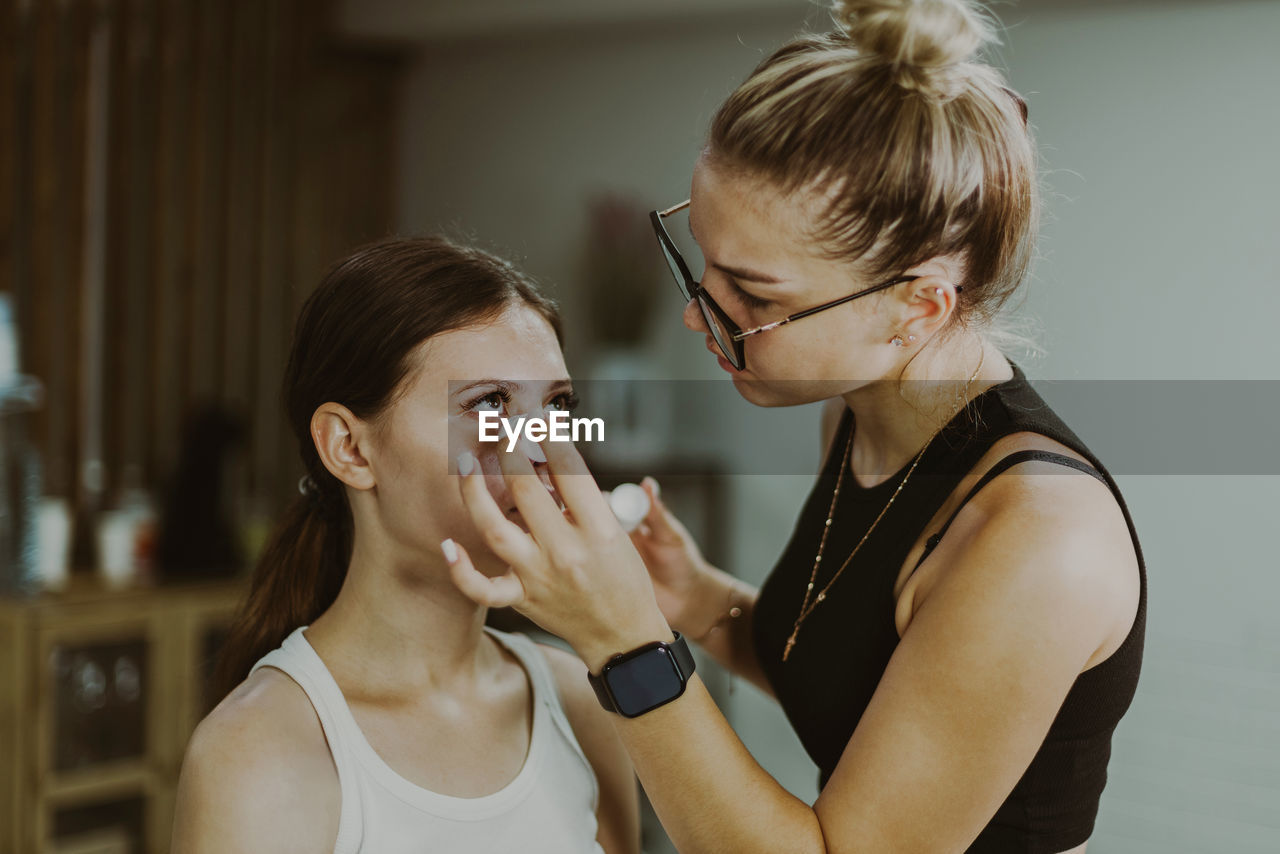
[{"left": 650, "top": 199, "right": 927, "bottom": 372}]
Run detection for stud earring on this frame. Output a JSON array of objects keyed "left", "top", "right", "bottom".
[{"left": 891, "top": 335, "right": 906, "bottom": 347}]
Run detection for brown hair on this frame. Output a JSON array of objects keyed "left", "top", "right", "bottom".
[
  {"left": 212, "top": 236, "right": 562, "bottom": 703},
  {"left": 708, "top": 0, "right": 1037, "bottom": 336}
]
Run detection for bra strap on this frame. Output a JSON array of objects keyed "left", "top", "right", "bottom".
[{"left": 912, "top": 449, "right": 1106, "bottom": 572}]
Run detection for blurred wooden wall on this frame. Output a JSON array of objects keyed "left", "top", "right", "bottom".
[{"left": 0, "top": 0, "right": 404, "bottom": 553}]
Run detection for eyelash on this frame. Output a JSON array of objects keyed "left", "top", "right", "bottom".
[
  {"left": 460, "top": 388, "right": 580, "bottom": 415},
  {"left": 728, "top": 278, "right": 772, "bottom": 310}
]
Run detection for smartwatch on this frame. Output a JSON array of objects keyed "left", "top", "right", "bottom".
[{"left": 587, "top": 632, "right": 696, "bottom": 718}]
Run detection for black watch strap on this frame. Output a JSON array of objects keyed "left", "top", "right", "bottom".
[
  {"left": 588, "top": 632, "right": 695, "bottom": 714},
  {"left": 590, "top": 670, "right": 612, "bottom": 710},
  {"left": 669, "top": 631, "right": 695, "bottom": 677}
]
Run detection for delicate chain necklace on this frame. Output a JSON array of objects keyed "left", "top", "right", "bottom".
[{"left": 782, "top": 351, "right": 985, "bottom": 662}]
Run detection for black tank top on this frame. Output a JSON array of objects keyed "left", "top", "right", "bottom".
[{"left": 751, "top": 361, "right": 1147, "bottom": 854}]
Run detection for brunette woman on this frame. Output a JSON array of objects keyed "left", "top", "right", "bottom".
[{"left": 171, "top": 237, "right": 639, "bottom": 854}]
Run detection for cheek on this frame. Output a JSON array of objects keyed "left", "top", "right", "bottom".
[{"left": 743, "top": 318, "right": 872, "bottom": 388}]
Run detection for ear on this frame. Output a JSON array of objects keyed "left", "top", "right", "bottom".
[
  {"left": 897, "top": 273, "right": 962, "bottom": 343},
  {"left": 311, "top": 402, "right": 377, "bottom": 492}
]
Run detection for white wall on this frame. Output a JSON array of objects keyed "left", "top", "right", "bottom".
[
  {"left": 393, "top": 1, "right": 1280, "bottom": 851},
  {"left": 999, "top": 4, "right": 1280, "bottom": 851}
]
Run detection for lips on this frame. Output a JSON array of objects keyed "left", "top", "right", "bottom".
[{"left": 708, "top": 338, "right": 741, "bottom": 374}]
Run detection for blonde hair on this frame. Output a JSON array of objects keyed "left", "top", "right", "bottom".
[{"left": 708, "top": 0, "right": 1038, "bottom": 341}]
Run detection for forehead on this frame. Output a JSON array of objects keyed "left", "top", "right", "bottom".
[
  {"left": 689, "top": 156, "right": 821, "bottom": 261},
  {"left": 410, "top": 303, "right": 567, "bottom": 391}
]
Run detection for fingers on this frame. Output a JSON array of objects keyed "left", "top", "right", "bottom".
[
  {"left": 455, "top": 451, "right": 540, "bottom": 567},
  {"left": 640, "top": 477, "right": 663, "bottom": 523},
  {"left": 442, "top": 538, "right": 526, "bottom": 608},
  {"left": 541, "top": 438, "right": 617, "bottom": 533},
  {"left": 494, "top": 443, "right": 573, "bottom": 547},
  {"left": 641, "top": 476, "right": 661, "bottom": 500},
  {"left": 638, "top": 475, "right": 684, "bottom": 543}
]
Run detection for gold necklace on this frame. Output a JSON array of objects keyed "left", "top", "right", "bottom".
[{"left": 782, "top": 351, "right": 986, "bottom": 662}]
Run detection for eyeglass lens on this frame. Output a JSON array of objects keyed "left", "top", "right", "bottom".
[
  {"left": 659, "top": 205, "right": 706, "bottom": 299},
  {"left": 700, "top": 300, "right": 739, "bottom": 367}
]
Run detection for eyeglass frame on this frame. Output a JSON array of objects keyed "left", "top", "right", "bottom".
[{"left": 650, "top": 199, "right": 960, "bottom": 371}]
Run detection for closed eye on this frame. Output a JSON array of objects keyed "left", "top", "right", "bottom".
[{"left": 727, "top": 277, "right": 772, "bottom": 310}]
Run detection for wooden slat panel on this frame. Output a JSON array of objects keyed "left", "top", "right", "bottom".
[
  {"left": 6, "top": 2, "right": 35, "bottom": 467},
  {"left": 182, "top": 0, "right": 229, "bottom": 408},
  {"left": 0, "top": 0, "right": 16, "bottom": 302},
  {"left": 221, "top": 0, "right": 264, "bottom": 421},
  {"left": 76, "top": 0, "right": 111, "bottom": 529},
  {"left": 11, "top": 0, "right": 405, "bottom": 540},
  {"left": 253, "top": 0, "right": 297, "bottom": 505},
  {"left": 29, "top": 0, "right": 87, "bottom": 500},
  {"left": 101, "top": 0, "right": 128, "bottom": 503},
  {"left": 149, "top": 0, "right": 194, "bottom": 485},
  {"left": 65, "top": 0, "right": 94, "bottom": 509},
  {"left": 107, "top": 0, "right": 159, "bottom": 490},
  {"left": 26, "top": 0, "right": 58, "bottom": 493}
]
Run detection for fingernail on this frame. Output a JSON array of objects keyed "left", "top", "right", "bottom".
[
  {"left": 523, "top": 439, "right": 547, "bottom": 464},
  {"left": 456, "top": 452, "right": 476, "bottom": 476},
  {"left": 441, "top": 538, "right": 458, "bottom": 563},
  {"left": 642, "top": 475, "right": 660, "bottom": 497}
]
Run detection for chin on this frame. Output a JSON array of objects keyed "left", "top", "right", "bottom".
[{"left": 729, "top": 375, "right": 835, "bottom": 408}]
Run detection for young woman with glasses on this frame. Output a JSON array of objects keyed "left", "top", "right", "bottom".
[{"left": 445, "top": 1, "right": 1146, "bottom": 852}]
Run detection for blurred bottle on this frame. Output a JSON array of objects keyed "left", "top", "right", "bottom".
[
  {"left": 97, "top": 465, "right": 157, "bottom": 590},
  {"left": 36, "top": 496, "right": 72, "bottom": 592},
  {"left": 0, "top": 292, "right": 44, "bottom": 597}
]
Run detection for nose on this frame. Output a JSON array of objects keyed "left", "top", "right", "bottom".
[{"left": 682, "top": 297, "right": 707, "bottom": 333}]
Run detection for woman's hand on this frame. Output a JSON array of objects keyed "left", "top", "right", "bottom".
[
  {"left": 443, "top": 440, "right": 674, "bottom": 672},
  {"left": 627, "top": 478, "right": 717, "bottom": 637}
]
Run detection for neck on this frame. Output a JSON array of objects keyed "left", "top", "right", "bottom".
[
  {"left": 305, "top": 530, "right": 499, "bottom": 697},
  {"left": 840, "top": 334, "right": 1012, "bottom": 487}
]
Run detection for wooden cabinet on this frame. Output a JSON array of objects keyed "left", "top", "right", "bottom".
[{"left": 0, "top": 578, "right": 247, "bottom": 854}]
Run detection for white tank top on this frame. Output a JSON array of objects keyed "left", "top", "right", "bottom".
[{"left": 248, "top": 625, "right": 606, "bottom": 854}]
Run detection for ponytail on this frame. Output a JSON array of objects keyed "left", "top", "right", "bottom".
[{"left": 211, "top": 485, "right": 352, "bottom": 705}]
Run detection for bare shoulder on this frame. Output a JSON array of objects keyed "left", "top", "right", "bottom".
[
  {"left": 171, "top": 665, "right": 340, "bottom": 854},
  {"left": 910, "top": 430, "right": 1140, "bottom": 669},
  {"left": 976, "top": 430, "right": 1133, "bottom": 548}
]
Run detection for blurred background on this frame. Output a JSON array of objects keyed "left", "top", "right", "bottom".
[{"left": 2, "top": 0, "right": 1277, "bottom": 852}]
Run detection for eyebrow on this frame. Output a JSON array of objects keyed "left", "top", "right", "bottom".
[
  {"left": 710, "top": 262, "right": 785, "bottom": 285},
  {"left": 450, "top": 378, "right": 574, "bottom": 397},
  {"left": 688, "top": 212, "right": 786, "bottom": 286}
]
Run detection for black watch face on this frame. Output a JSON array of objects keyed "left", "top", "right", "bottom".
[{"left": 605, "top": 646, "right": 684, "bottom": 717}]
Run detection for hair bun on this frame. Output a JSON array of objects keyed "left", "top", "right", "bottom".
[{"left": 833, "top": 0, "right": 994, "bottom": 96}]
